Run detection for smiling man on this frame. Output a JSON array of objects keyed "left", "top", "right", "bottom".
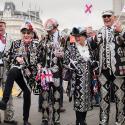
[
  {"left": 0, "top": 21, "right": 39, "bottom": 125},
  {"left": 93, "top": 10, "right": 125, "bottom": 125},
  {"left": 0, "top": 18, "right": 17, "bottom": 124}
]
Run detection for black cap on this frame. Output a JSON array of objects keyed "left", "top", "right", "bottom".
[{"left": 71, "top": 27, "right": 87, "bottom": 37}]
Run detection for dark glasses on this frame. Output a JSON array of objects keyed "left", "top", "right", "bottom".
[
  {"left": 21, "top": 29, "right": 32, "bottom": 34},
  {"left": 102, "top": 15, "right": 112, "bottom": 18}
]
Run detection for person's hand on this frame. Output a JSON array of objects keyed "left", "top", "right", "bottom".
[
  {"left": 114, "top": 21, "right": 122, "bottom": 33},
  {"left": 16, "top": 57, "right": 24, "bottom": 64},
  {"left": 37, "top": 63, "right": 42, "bottom": 70},
  {"left": 25, "top": 68, "right": 31, "bottom": 77}
]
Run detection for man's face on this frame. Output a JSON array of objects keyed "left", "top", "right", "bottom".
[
  {"left": 21, "top": 29, "right": 33, "bottom": 44},
  {"left": 47, "top": 28, "right": 57, "bottom": 35},
  {"left": 0, "top": 22, "right": 6, "bottom": 35},
  {"left": 102, "top": 15, "right": 115, "bottom": 27},
  {"left": 86, "top": 26, "right": 93, "bottom": 37}
]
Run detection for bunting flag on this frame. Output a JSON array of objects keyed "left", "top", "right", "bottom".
[
  {"left": 83, "top": 0, "right": 93, "bottom": 14},
  {"left": 85, "top": 4, "right": 92, "bottom": 13}
]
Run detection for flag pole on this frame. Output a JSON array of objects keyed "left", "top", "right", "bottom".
[
  {"left": 21, "top": 1, "right": 24, "bottom": 19},
  {"left": 35, "top": 1, "right": 37, "bottom": 22},
  {"left": 116, "top": 5, "right": 125, "bottom": 22},
  {"left": 116, "top": 11, "right": 123, "bottom": 22},
  {"left": 28, "top": 2, "right": 31, "bottom": 21}
]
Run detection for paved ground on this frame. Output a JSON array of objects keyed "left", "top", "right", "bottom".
[{"left": 0, "top": 93, "right": 120, "bottom": 125}]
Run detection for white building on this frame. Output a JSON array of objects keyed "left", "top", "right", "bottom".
[
  {"left": 113, "top": 0, "right": 125, "bottom": 25},
  {"left": 0, "top": 2, "right": 44, "bottom": 40}
]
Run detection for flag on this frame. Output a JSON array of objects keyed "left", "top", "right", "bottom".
[
  {"left": 22, "top": 1, "right": 23, "bottom": 7},
  {"left": 85, "top": 4, "right": 92, "bottom": 14},
  {"left": 122, "top": 5, "right": 125, "bottom": 12}
]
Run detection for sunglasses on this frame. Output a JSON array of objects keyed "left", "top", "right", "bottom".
[
  {"left": 22, "top": 30, "right": 32, "bottom": 35},
  {"left": 102, "top": 15, "right": 112, "bottom": 18}
]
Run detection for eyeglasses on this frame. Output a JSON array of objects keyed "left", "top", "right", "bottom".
[{"left": 102, "top": 15, "right": 112, "bottom": 18}]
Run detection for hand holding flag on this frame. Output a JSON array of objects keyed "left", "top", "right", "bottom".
[{"left": 113, "top": 21, "right": 122, "bottom": 33}]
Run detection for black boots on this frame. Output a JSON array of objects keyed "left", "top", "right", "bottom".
[
  {"left": 0, "top": 100, "right": 7, "bottom": 110},
  {"left": 41, "top": 120, "right": 48, "bottom": 125},
  {"left": 4, "top": 120, "right": 18, "bottom": 125},
  {"left": 24, "top": 121, "right": 31, "bottom": 125},
  {"left": 76, "top": 121, "right": 87, "bottom": 125}
]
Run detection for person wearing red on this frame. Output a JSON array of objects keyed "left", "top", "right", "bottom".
[{"left": 0, "top": 18, "right": 17, "bottom": 124}]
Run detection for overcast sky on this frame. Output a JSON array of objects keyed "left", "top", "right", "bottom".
[{"left": 0, "top": 0, "right": 113, "bottom": 30}]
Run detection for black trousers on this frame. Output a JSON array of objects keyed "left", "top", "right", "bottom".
[
  {"left": 75, "top": 111, "right": 87, "bottom": 125},
  {"left": 2, "top": 67, "right": 31, "bottom": 122},
  {"left": 60, "top": 78, "right": 63, "bottom": 107}
]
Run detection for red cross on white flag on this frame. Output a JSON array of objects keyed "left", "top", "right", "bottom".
[
  {"left": 85, "top": 4, "right": 92, "bottom": 13},
  {"left": 83, "top": 0, "right": 93, "bottom": 14}
]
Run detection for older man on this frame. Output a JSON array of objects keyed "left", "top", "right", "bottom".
[
  {"left": 37, "top": 18, "right": 65, "bottom": 125},
  {"left": 0, "top": 21, "right": 38, "bottom": 125},
  {"left": 94, "top": 10, "right": 125, "bottom": 125}
]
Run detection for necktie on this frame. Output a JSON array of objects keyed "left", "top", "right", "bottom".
[{"left": 107, "top": 27, "right": 111, "bottom": 42}]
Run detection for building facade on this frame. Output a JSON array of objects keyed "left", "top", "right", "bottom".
[
  {"left": 0, "top": 2, "right": 44, "bottom": 40},
  {"left": 113, "top": 0, "right": 125, "bottom": 25}
]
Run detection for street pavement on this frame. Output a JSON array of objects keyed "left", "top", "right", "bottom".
[{"left": 0, "top": 93, "right": 120, "bottom": 125}]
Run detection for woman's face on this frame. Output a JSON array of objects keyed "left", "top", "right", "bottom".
[
  {"left": 75, "top": 35, "right": 86, "bottom": 46},
  {"left": 21, "top": 29, "right": 33, "bottom": 44}
]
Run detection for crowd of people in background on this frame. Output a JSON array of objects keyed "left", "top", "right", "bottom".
[{"left": 0, "top": 9, "right": 124, "bottom": 125}]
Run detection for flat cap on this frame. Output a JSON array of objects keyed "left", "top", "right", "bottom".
[{"left": 102, "top": 10, "right": 114, "bottom": 16}]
